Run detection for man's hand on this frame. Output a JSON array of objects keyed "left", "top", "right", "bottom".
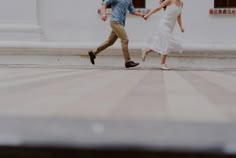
[{"left": 101, "top": 14, "right": 107, "bottom": 21}]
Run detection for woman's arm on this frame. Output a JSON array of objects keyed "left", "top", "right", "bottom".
[
  {"left": 177, "top": 4, "right": 184, "bottom": 32},
  {"left": 144, "top": 0, "right": 171, "bottom": 20},
  {"left": 177, "top": 14, "right": 184, "bottom": 32}
]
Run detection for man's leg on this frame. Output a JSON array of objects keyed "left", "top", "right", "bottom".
[
  {"left": 88, "top": 31, "right": 118, "bottom": 65},
  {"left": 110, "top": 22, "right": 130, "bottom": 62},
  {"left": 110, "top": 22, "right": 139, "bottom": 68},
  {"left": 94, "top": 31, "right": 118, "bottom": 55}
]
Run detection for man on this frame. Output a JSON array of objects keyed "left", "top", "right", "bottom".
[{"left": 88, "top": 0, "right": 144, "bottom": 68}]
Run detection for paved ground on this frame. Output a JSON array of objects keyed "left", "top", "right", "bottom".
[
  {"left": 0, "top": 55, "right": 236, "bottom": 154},
  {"left": 0, "top": 55, "right": 235, "bottom": 122}
]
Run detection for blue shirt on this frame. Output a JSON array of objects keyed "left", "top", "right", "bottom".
[{"left": 103, "top": 0, "right": 136, "bottom": 26}]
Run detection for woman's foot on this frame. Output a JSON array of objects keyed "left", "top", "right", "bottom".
[
  {"left": 141, "top": 48, "right": 148, "bottom": 62},
  {"left": 161, "top": 64, "right": 171, "bottom": 70}
]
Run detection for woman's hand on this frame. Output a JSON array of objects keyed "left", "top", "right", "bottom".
[{"left": 180, "top": 27, "right": 184, "bottom": 33}]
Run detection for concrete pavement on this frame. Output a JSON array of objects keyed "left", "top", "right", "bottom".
[
  {"left": 0, "top": 55, "right": 236, "bottom": 154},
  {"left": 0, "top": 55, "right": 235, "bottom": 122}
]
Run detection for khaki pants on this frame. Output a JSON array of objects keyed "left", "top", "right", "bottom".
[{"left": 94, "top": 21, "right": 131, "bottom": 63}]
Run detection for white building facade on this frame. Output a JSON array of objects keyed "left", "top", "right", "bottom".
[{"left": 0, "top": 0, "right": 235, "bottom": 53}]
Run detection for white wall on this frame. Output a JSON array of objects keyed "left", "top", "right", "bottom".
[
  {"left": 37, "top": 0, "right": 236, "bottom": 48},
  {"left": 180, "top": 0, "right": 236, "bottom": 45},
  {"left": 38, "top": 0, "right": 162, "bottom": 47},
  {"left": 1, "top": 0, "right": 236, "bottom": 49},
  {"left": 38, "top": 0, "right": 105, "bottom": 44},
  {"left": 0, "top": 0, "right": 41, "bottom": 41}
]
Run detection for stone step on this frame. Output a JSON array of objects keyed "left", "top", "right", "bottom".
[{"left": 0, "top": 55, "right": 235, "bottom": 69}]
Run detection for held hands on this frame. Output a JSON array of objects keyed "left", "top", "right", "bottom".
[
  {"left": 100, "top": 13, "right": 152, "bottom": 21},
  {"left": 139, "top": 13, "right": 147, "bottom": 20},
  {"left": 143, "top": 13, "right": 151, "bottom": 20}
]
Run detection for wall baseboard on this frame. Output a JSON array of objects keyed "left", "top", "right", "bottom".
[
  {"left": 0, "top": 24, "right": 41, "bottom": 41},
  {"left": 0, "top": 41, "right": 235, "bottom": 58}
]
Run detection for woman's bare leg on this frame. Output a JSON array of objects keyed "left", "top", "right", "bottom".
[
  {"left": 161, "top": 54, "right": 167, "bottom": 65},
  {"left": 160, "top": 54, "right": 171, "bottom": 70},
  {"left": 142, "top": 48, "right": 153, "bottom": 61}
]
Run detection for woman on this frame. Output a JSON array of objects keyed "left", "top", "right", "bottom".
[{"left": 142, "top": 0, "right": 184, "bottom": 70}]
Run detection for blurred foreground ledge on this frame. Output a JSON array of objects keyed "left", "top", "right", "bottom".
[{"left": 0, "top": 117, "right": 236, "bottom": 157}]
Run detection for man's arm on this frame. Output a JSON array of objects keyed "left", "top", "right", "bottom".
[
  {"left": 101, "top": 4, "right": 107, "bottom": 21},
  {"left": 101, "top": 0, "right": 114, "bottom": 21},
  {"left": 128, "top": 2, "right": 143, "bottom": 17},
  {"left": 133, "top": 11, "right": 143, "bottom": 17}
]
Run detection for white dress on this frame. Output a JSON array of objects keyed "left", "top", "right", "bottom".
[{"left": 148, "top": 4, "right": 183, "bottom": 55}]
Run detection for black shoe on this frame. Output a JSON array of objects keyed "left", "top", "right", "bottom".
[
  {"left": 125, "top": 61, "right": 139, "bottom": 68},
  {"left": 88, "top": 51, "right": 96, "bottom": 65}
]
